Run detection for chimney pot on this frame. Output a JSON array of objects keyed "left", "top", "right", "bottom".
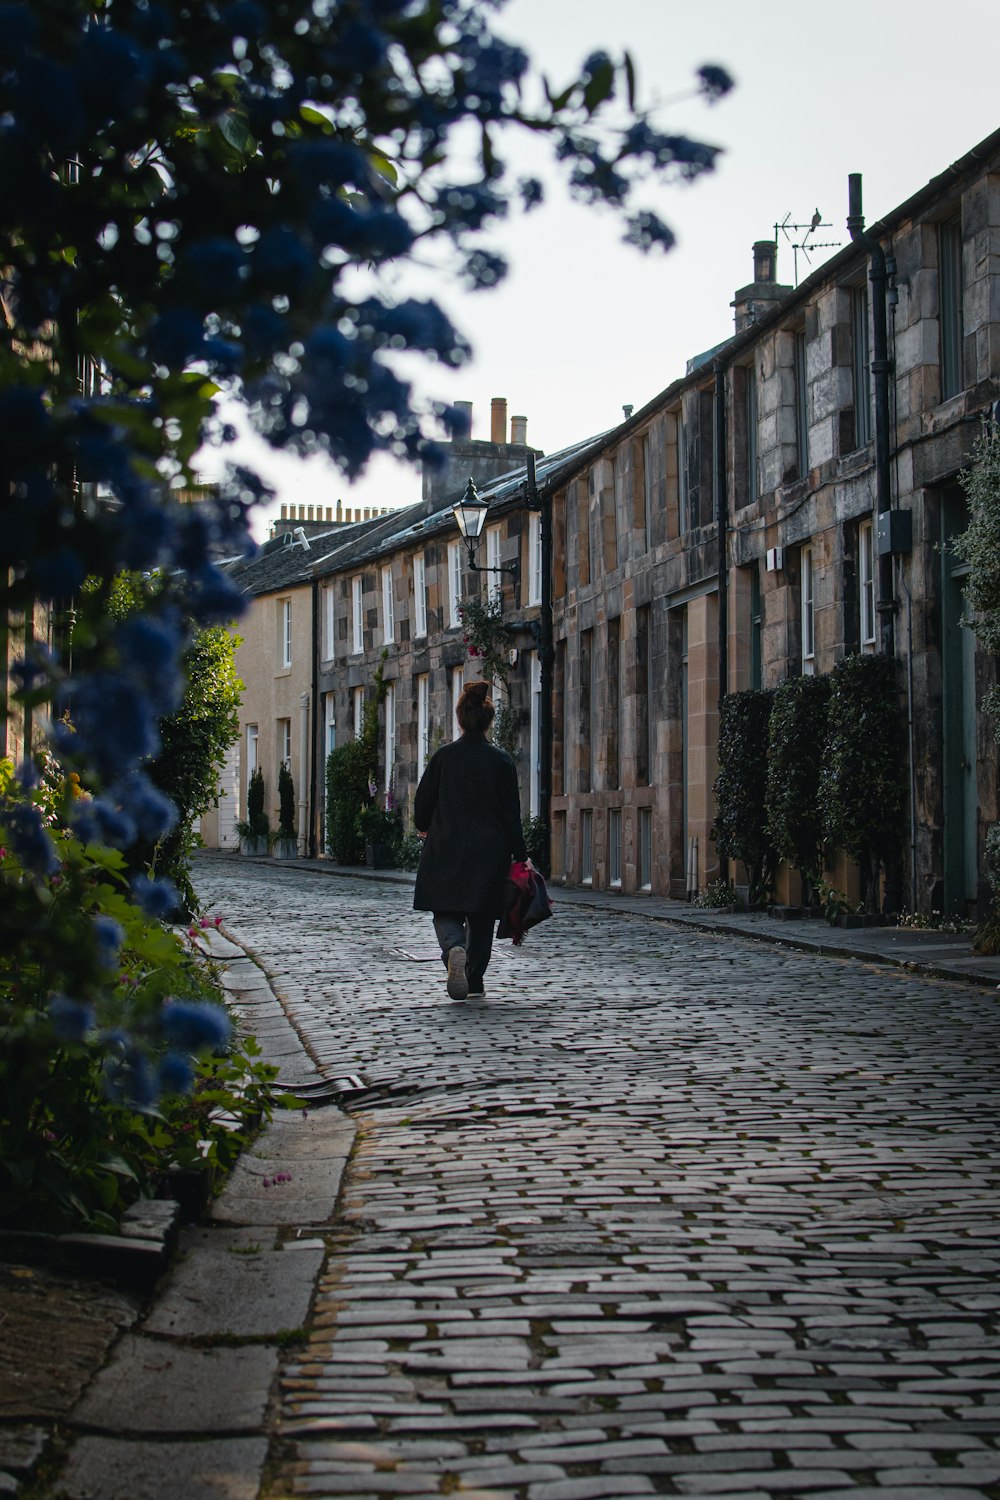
[
  {"left": 753, "top": 240, "right": 776, "bottom": 284},
  {"left": 491, "top": 396, "right": 507, "bottom": 444},
  {"left": 454, "top": 399, "right": 473, "bottom": 439},
  {"left": 510, "top": 414, "right": 528, "bottom": 445}
]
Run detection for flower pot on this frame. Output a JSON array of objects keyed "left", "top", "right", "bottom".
[
  {"left": 240, "top": 837, "right": 268, "bottom": 857},
  {"left": 273, "top": 836, "right": 298, "bottom": 860},
  {"left": 365, "top": 841, "right": 395, "bottom": 870}
]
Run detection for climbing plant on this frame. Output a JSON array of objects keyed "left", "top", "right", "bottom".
[
  {"left": 765, "top": 673, "right": 832, "bottom": 902},
  {"left": 711, "top": 689, "right": 776, "bottom": 906}
]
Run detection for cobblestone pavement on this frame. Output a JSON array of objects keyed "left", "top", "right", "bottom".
[{"left": 195, "top": 856, "right": 1000, "bottom": 1500}]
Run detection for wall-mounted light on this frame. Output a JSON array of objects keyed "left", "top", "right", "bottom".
[{"left": 452, "top": 476, "right": 518, "bottom": 580}]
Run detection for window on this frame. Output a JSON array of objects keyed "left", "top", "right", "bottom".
[
  {"left": 580, "top": 628, "right": 594, "bottom": 792},
  {"left": 246, "top": 723, "right": 258, "bottom": 776},
  {"left": 322, "top": 584, "right": 335, "bottom": 661},
  {"left": 485, "top": 526, "right": 502, "bottom": 603},
  {"left": 529, "top": 650, "right": 541, "bottom": 817},
  {"left": 677, "top": 414, "right": 689, "bottom": 533},
  {"left": 801, "top": 545, "right": 815, "bottom": 674},
  {"left": 384, "top": 682, "right": 396, "bottom": 792},
  {"left": 447, "top": 541, "right": 463, "bottom": 628},
  {"left": 580, "top": 809, "right": 593, "bottom": 884},
  {"left": 749, "top": 565, "right": 763, "bottom": 691},
  {"left": 744, "top": 368, "right": 758, "bottom": 503},
  {"left": 417, "top": 673, "right": 430, "bottom": 778},
  {"left": 323, "top": 692, "right": 336, "bottom": 758},
  {"left": 794, "top": 329, "right": 809, "bottom": 477},
  {"left": 381, "top": 565, "right": 394, "bottom": 645},
  {"left": 451, "top": 665, "right": 463, "bottom": 740},
  {"left": 851, "top": 283, "right": 872, "bottom": 447},
  {"left": 353, "top": 685, "right": 364, "bottom": 740},
  {"left": 609, "top": 809, "right": 622, "bottom": 888},
  {"left": 859, "top": 518, "right": 877, "bottom": 651},
  {"left": 940, "top": 215, "right": 964, "bottom": 400},
  {"left": 639, "top": 807, "right": 653, "bottom": 891},
  {"left": 279, "top": 598, "right": 292, "bottom": 669},
  {"left": 527, "top": 510, "right": 542, "bottom": 606},
  {"left": 607, "top": 617, "right": 621, "bottom": 791},
  {"left": 413, "top": 553, "right": 427, "bottom": 638},
  {"left": 278, "top": 717, "right": 291, "bottom": 768},
  {"left": 635, "top": 605, "right": 651, "bottom": 786},
  {"left": 351, "top": 575, "right": 363, "bottom": 654},
  {"left": 639, "top": 433, "right": 652, "bottom": 551}
]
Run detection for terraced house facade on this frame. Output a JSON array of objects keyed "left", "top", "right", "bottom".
[{"left": 213, "top": 126, "right": 1000, "bottom": 917}]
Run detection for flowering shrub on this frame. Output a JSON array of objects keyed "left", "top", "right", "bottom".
[
  {"left": 459, "top": 597, "right": 514, "bottom": 696},
  {"left": 1, "top": 0, "right": 730, "bottom": 1224}
]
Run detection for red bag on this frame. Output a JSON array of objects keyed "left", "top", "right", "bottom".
[{"left": 498, "top": 861, "right": 554, "bottom": 946}]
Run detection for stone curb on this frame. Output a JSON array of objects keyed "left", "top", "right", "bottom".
[{"left": 45, "top": 929, "right": 356, "bottom": 1500}]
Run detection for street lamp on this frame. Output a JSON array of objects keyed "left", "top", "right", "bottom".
[{"left": 452, "top": 476, "right": 518, "bottom": 580}]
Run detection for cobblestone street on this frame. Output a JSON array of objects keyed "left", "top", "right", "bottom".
[{"left": 195, "top": 855, "right": 1000, "bottom": 1500}]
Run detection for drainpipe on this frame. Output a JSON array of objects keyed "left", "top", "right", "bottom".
[
  {"left": 848, "top": 173, "right": 895, "bottom": 658},
  {"left": 849, "top": 174, "right": 903, "bottom": 913},
  {"left": 714, "top": 361, "right": 729, "bottom": 705},
  {"left": 298, "top": 690, "right": 310, "bottom": 855},
  {"left": 309, "top": 578, "right": 320, "bottom": 857},
  {"left": 526, "top": 451, "right": 553, "bottom": 876}
]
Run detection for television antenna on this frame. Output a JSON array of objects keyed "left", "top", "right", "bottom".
[{"left": 775, "top": 209, "right": 842, "bottom": 285}]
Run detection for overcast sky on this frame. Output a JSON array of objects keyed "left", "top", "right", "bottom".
[{"left": 215, "top": 0, "right": 1000, "bottom": 539}]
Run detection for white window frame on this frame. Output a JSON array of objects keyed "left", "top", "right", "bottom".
[
  {"left": 280, "top": 598, "right": 292, "bottom": 669},
  {"left": 351, "top": 575, "right": 363, "bottom": 654},
  {"left": 451, "top": 665, "right": 464, "bottom": 740},
  {"left": 246, "top": 724, "right": 258, "bottom": 776},
  {"left": 381, "top": 564, "right": 394, "bottom": 645},
  {"left": 485, "top": 525, "right": 502, "bottom": 603},
  {"left": 527, "top": 510, "right": 542, "bottom": 606},
  {"left": 801, "top": 544, "right": 816, "bottom": 674},
  {"left": 859, "top": 519, "right": 877, "bottom": 651},
  {"left": 384, "top": 682, "right": 396, "bottom": 793},
  {"left": 323, "top": 691, "right": 336, "bottom": 758},
  {"left": 413, "top": 552, "right": 427, "bottom": 638},
  {"left": 447, "top": 541, "right": 463, "bottom": 628},
  {"left": 417, "top": 673, "right": 430, "bottom": 778},
  {"left": 322, "top": 583, "right": 335, "bottom": 661},
  {"left": 353, "top": 685, "right": 364, "bottom": 741},
  {"left": 278, "top": 717, "right": 291, "bottom": 768}
]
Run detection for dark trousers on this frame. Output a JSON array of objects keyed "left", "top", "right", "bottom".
[{"left": 432, "top": 911, "right": 495, "bottom": 992}]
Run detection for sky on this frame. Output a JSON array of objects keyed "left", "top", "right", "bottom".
[{"left": 209, "top": 0, "right": 1000, "bottom": 540}]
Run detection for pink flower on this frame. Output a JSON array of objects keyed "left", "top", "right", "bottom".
[{"left": 213, "top": 915, "right": 223, "bottom": 928}]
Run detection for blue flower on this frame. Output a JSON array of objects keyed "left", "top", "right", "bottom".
[
  {"left": 161, "top": 999, "right": 231, "bottom": 1053},
  {"left": 93, "top": 916, "right": 125, "bottom": 970},
  {"left": 49, "top": 994, "right": 95, "bottom": 1042},
  {"left": 2, "top": 802, "right": 60, "bottom": 876},
  {"left": 158, "top": 1050, "right": 195, "bottom": 1095},
  {"left": 115, "top": 773, "right": 178, "bottom": 841},
  {"left": 131, "top": 875, "right": 180, "bottom": 919}
]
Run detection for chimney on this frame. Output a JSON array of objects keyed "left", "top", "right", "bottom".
[
  {"left": 510, "top": 414, "right": 528, "bottom": 445},
  {"left": 731, "top": 239, "right": 791, "bottom": 332},
  {"left": 454, "top": 399, "right": 473, "bottom": 439},
  {"left": 491, "top": 396, "right": 507, "bottom": 444}
]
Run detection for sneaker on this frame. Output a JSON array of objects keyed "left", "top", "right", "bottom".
[
  {"left": 466, "top": 988, "right": 486, "bottom": 999},
  {"left": 446, "top": 945, "right": 469, "bottom": 1000}
]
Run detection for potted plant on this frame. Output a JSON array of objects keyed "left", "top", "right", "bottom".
[
  {"left": 273, "top": 762, "right": 298, "bottom": 859},
  {"left": 236, "top": 767, "right": 269, "bottom": 855},
  {"left": 357, "top": 785, "right": 403, "bottom": 869}
]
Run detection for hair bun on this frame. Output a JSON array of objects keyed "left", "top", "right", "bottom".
[{"left": 468, "top": 680, "right": 490, "bottom": 701}]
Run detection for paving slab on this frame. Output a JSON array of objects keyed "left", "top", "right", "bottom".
[
  {"left": 71, "top": 1335, "right": 278, "bottom": 1435},
  {"left": 210, "top": 1110, "right": 354, "bottom": 1227},
  {"left": 144, "top": 1243, "right": 324, "bottom": 1339},
  {"left": 52, "top": 1436, "right": 269, "bottom": 1500}
]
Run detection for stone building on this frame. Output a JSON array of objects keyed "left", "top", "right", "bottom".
[{"left": 212, "top": 126, "right": 1000, "bottom": 917}]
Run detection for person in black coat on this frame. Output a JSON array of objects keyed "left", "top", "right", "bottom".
[{"left": 413, "top": 679, "right": 527, "bottom": 1000}]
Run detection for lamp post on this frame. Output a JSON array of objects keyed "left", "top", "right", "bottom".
[{"left": 452, "top": 467, "right": 553, "bottom": 877}]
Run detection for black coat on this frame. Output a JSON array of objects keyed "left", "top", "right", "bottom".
[{"left": 412, "top": 732, "right": 527, "bottom": 915}]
